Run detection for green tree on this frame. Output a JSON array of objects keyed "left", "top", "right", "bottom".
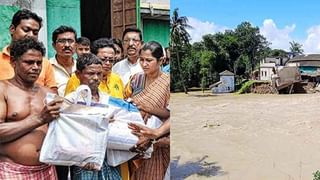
[
  {"left": 215, "top": 30, "right": 241, "bottom": 75},
  {"left": 176, "top": 21, "right": 272, "bottom": 90},
  {"left": 235, "top": 22, "right": 269, "bottom": 72},
  {"left": 170, "top": 8, "right": 192, "bottom": 93},
  {"left": 199, "top": 50, "right": 215, "bottom": 92},
  {"left": 289, "top": 40, "right": 304, "bottom": 56},
  {"left": 184, "top": 43, "right": 202, "bottom": 87},
  {"left": 201, "top": 34, "right": 228, "bottom": 77},
  {"left": 266, "top": 48, "right": 288, "bottom": 58}
]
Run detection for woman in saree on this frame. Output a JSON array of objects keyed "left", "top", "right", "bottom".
[{"left": 124, "top": 41, "right": 170, "bottom": 180}]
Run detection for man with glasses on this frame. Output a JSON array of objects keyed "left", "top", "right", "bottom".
[
  {"left": 112, "top": 28, "right": 143, "bottom": 85},
  {"left": 65, "top": 38, "right": 124, "bottom": 99},
  {"left": 0, "top": 9, "right": 57, "bottom": 91},
  {"left": 50, "top": 26, "right": 77, "bottom": 179},
  {"left": 50, "top": 25, "right": 77, "bottom": 97}
]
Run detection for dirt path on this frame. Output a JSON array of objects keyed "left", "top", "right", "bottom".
[{"left": 171, "top": 92, "right": 320, "bottom": 180}]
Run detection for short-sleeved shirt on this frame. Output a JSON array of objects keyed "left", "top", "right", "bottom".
[
  {"left": 64, "top": 72, "right": 124, "bottom": 99},
  {"left": 50, "top": 56, "right": 77, "bottom": 96},
  {"left": 112, "top": 58, "right": 143, "bottom": 86},
  {"left": 0, "top": 46, "right": 57, "bottom": 88}
]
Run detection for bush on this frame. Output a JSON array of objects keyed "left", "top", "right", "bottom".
[{"left": 237, "top": 80, "right": 255, "bottom": 94}]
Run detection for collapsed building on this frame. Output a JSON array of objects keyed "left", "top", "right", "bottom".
[
  {"left": 285, "top": 54, "right": 320, "bottom": 83},
  {"left": 257, "top": 54, "right": 320, "bottom": 94}
]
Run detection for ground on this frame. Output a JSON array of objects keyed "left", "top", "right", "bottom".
[{"left": 170, "top": 91, "right": 320, "bottom": 180}]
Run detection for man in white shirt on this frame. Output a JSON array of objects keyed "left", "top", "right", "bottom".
[
  {"left": 50, "top": 25, "right": 77, "bottom": 96},
  {"left": 49, "top": 25, "right": 77, "bottom": 179},
  {"left": 112, "top": 28, "right": 143, "bottom": 85}
]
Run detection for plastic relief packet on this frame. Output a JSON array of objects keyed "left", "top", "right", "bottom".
[{"left": 40, "top": 85, "right": 110, "bottom": 170}]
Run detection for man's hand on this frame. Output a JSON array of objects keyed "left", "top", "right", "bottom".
[
  {"left": 39, "top": 97, "right": 63, "bottom": 124},
  {"left": 82, "top": 162, "right": 98, "bottom": 171}
]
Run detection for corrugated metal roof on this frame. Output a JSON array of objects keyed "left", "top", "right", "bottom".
[
  {"left": 288, "top": 54, "right": 320, "bottom": 62},
  {"left": 286, "top": 54, "right": 320, "bottom": 67}
]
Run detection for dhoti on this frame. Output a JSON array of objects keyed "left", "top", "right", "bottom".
[{"left": 0, "top": 161, "right": 57, "bottom": 180}]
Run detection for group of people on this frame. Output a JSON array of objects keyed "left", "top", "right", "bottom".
[{"left": 0, "top": 8, "right": 170, "bottom": 180}]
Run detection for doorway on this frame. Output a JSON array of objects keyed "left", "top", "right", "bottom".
[{"left": 80, "top": 0, "right": 111, "bottom": 41}]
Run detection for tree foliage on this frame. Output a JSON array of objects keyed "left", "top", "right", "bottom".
[
  {"left": 289, "top": 40, "right": 304, "bottom": 56},
  {"left": 266, "top": 48, "right": 288, "bottom": 58},
  {"left": 235, "top": 22, "right": 269, "bottom": 72},
  {"left": 170, "top": 8, "right": 192, "bottom": 93},
  {"left": 170, "top": 16, "right": 291, "bottom": 92}
]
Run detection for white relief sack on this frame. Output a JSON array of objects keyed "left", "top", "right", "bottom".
[
  {"left": 40, "top": 85, "right": 110, "bottom": 170},
  {"left": 106, "top": 97, "right": 163, "bottom": 166},
  {"left": 106, "top": 97, "right": 163, "bottom": 151},
  {"left": 106, "top": 98, "right": 143, "bottom": 151}
]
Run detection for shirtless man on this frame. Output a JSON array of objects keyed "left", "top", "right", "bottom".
[{"left": 0, "top": 38, "right": 63, "bottom": 179}]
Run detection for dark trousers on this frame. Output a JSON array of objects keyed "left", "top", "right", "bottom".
[{"left": 56, "top": 166, "right": 74, "bottom": 180}]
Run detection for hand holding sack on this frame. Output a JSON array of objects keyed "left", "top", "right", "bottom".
[{"left": 40, "top": 85, "right": 110, "bottom": 170}]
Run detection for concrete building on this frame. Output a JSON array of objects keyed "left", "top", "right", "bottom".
[
  {"left": 211, "top": 70, "right": 235, "bottom": 93},
  {"left": 286, "top": 54, "right": 320, "bottom": 82},
  {"left": 260, "top": 62, "right": 276, "bottom": 81}
]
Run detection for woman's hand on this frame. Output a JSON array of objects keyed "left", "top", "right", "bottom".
[
  {"left": 139, "top": 110, "right": 151, "bottom": 121},
  {"left": 128, "top": 122, "right": 159, "bottom": 139},
  {"left": 129, "top": 136, "right": 152, "bottom": 154}
]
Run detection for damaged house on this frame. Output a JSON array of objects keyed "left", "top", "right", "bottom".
[{"left": 286, "top": 54, "right": 320, "bottom": 83}]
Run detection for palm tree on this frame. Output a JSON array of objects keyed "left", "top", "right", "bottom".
[
  {"left": 289, "top": 41, "right": 304, "bottom": 56},
  {"left": 170, "top": 8, "right": 192, "bottom": 94}
]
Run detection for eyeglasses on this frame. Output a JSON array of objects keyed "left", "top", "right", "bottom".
[
  {"left": 123, "top": 38, "right": 141, "bottom": 44},
  {"left": 100, "top": 57, "right": 116, "bottom": 64},
  {"left": 56, "top": 38, "right": 75, "bottom": 44}
]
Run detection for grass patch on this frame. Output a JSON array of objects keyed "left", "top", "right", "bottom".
[{"left": 237, "top": 80, "right": 255, "bottom": 94}]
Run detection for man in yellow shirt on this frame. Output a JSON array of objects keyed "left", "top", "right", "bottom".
[
  {"left": 0, "top": 9, "right": 57, "bottom": 91},
  {"left": 65, "top": 38, "right": 124, "bottom": 99}
]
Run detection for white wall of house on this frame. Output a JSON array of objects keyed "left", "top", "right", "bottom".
[
  {"left": 260, "top": 63, "right": 276, "bottom": 81},
  {"left": 141, "top": 0, "right": 170, "bottom": 9},
  {"left": 260, "top": 67, "right": 274, "bottom": 81},
  {"left": 213, "top": 75, "right": 234, "bottom": 93},
  {"left": 221, "top": 75, "right": 234, "bottom": 92}
]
